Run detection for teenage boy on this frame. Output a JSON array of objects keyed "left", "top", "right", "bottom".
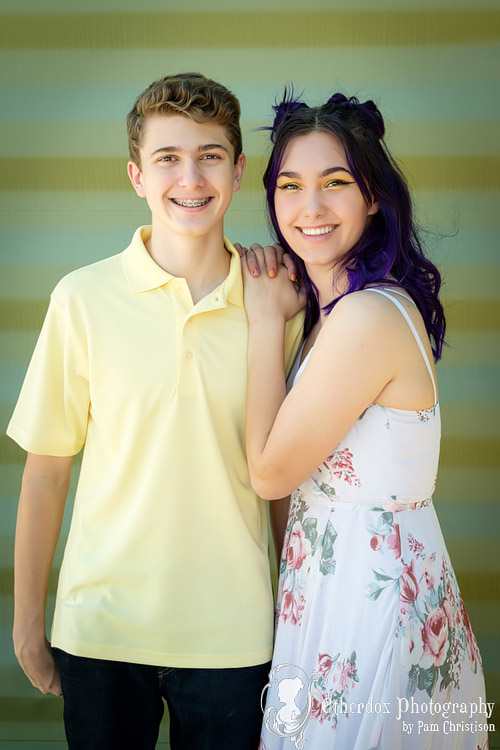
[{"left": 8, "top": 73, "right": 302, "bottom": 750}]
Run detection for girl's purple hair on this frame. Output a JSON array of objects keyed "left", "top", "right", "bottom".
[{"left": 263, "top": 90, "right": 446, "bottom": 361}]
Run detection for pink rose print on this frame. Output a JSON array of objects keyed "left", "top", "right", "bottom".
[
  {"left": 421, "top": 607, "right": 449, "bottom": 668},
  {"left": 370, "top": 534, "right": 383, "bottom": 551},
  {"left": 334, "top": 659, "right": 357, "bottom": 691},
  {"left": 423, "top": 556, "right": 437, "bottom": 590},
  {"left": 324, "top": 448, "right": 361, "bottom": 487},
  {"left": 408, "top": 533, "right": 425, "bottom": 558},
  {"left": 287, "top": 522, "right": 312, "bottom": 571},
  {"left": 318, "top": 653, "right": 333, "bottom": 677},
  {"left": 400, "top": 560, "right": 419, "bottom": 603},
  {"left": 280, "top": 589, "right": 304, "bottom": 625},
  {"left": 310, "top": 683, "right": 326, "bottom": 722},
  {"left": 446, "top": 578, "right": 456, "bottom": 609},
  {"left": 386, "top": 524, "right": 401, "bottom": 559},
  {"left": 405, "top": 629, "right": 423, "bottom": 664},
  {"left": 460, "top": 594, "right": 479, "bottom": 665},
  {"left": 442, "top": 597, "right": 454, "bottom": 630}
]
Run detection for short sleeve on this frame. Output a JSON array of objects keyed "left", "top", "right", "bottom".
[{"left": 7, "top": 286, "right": 90, "bottom": 456}]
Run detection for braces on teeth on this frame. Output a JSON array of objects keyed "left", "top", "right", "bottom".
[{"left": 173, "top": 199, "right": 210, "bottom": 207}]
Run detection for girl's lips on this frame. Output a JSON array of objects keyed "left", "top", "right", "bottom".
[{"left": 298, "top": 225, "right": 336, "bottom": 236}]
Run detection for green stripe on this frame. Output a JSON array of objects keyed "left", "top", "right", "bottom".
[
  {"left": 3, "top": 298, "right": 500, "bottom": 332},
  {"left": 1, "top": 156, "right": 499, "bottom": 192},
  {"left": 0, "top": 11, "right": 498, "bottom": 49}
]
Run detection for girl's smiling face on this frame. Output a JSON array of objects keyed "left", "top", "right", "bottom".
[{"left": 274, "top": 130, "right": 378, "bottom": 278}]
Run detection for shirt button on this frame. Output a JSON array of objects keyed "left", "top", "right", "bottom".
[{"left": 186, "top": 350, "right": 193, "bottom": 360}]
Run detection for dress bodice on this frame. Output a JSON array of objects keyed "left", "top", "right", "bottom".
[{"left": 292, "top": 288, "right": 440, "bottom": 506}]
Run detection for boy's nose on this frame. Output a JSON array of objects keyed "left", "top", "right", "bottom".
[{"left": 178, "top": 160, "right": 205, "bottom": 188}]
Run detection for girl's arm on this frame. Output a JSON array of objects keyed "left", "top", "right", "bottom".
[{"left": 243, "top": 255, "right": 433, "bottom": 500}]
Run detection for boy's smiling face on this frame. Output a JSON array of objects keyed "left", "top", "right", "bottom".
[{"left": 128, "top": 114, "right": 245, "bottom": 241}]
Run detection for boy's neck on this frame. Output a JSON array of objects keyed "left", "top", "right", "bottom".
[{"left": 146, "top": 223, "right": 231, "bottom": 305}]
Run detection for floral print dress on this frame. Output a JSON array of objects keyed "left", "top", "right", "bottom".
[{"left": 260, "top": 289, "right": 488, "bottom": 750}]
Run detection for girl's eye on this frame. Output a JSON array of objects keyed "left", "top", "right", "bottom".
[
  {"left": 277, "top": 183, "right": 299, "bottom": 191},
  {"left": 326, "top": 179, "right": 353, "bottom": 188}
]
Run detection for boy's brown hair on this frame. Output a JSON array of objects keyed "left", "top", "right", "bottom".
[{"left": 126, "top": 72, "right": 242, "bottom": 166}]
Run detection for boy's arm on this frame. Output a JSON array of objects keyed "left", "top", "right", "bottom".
[
  {"left": 13, "top": 453, "right": 73, "bottom": 696},
  {"left": 269, "top": 496, "right": 290, "bottom": 569}
]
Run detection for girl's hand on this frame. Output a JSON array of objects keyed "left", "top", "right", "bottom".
[
  {"left": 233, "top": 242, "right": 297, "bottom": 282},
  {"left": 240, "top": 243, "right": 306, "bottom": 323}
]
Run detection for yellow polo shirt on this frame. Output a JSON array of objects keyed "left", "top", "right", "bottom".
[{"left": 8, "top": 227, "right": 303, "bottom": 668}]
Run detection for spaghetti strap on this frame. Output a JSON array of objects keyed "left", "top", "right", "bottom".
[{"left": 364, "top": 287, "right": 438, "bottom": 404}]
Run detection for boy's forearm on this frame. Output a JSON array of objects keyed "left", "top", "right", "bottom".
[{"left": 14, "top": 454, "right": 73, "bottom": 636}]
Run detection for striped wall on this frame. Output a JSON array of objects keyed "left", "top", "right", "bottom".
[{"left": 1, "top": 1, "right": 499, "bottom": 747}]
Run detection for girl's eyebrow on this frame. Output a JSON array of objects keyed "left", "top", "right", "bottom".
[{"left": 277, "top": 166, "right": 353, "bottom": 179}]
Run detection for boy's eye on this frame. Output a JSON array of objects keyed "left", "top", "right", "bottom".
[
  {"left": 201, "top": 153, "right": 221, "bottom": 161},
  {"left": 159, "top": 155, "right": 176, "bottom": 162}
]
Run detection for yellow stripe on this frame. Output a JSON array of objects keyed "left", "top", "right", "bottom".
[
  {"left": 2, "top": 298, "right": 499, "bottom": 333},
  {"left": 3, "top": 120, "right": 500, "bottom": 161},
  {"left": 0, "top": 694, "right": 63, "bottom": 722},
  {"left": 0, "top": 11, "right": 498, "bottom": 49},
  {"left": 439, "top": 404, "right": 500, "bottom": 439},
  {"left": 440, "top": 437, "right": 500, "bottom": 469},
  {"left": 454, "top": 571, "right": 500, "bottom": 602},
  {"left": 0, "top": 158, "right": 129, "bottom": 191},
  {"left": 0, "top": 565, "right": 496, "bottom": 601},
  {"left": 1, "top": 434, "right": 498, "bottom": 468},
  {"left": 0, "top": 300, "right": 49, "bottom": 331},
  {"left": 446, "top": 540, "right": 500, "bottom": 572},
  {"left": 444, "top": 300, "right": 500, "bottom": 333},
  {"left": 1, "top": 156, "right": 499, "bottom": 192}
]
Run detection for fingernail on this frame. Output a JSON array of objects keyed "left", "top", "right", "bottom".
[
  {"left": 251, "top": 268, "right": 260, "bottom": 277},
  {"left": 268, "top": 269, "right": 276, "bottom": 278},
  {"left": 290, "top": 273, "right": 297, "bottom": 282}
]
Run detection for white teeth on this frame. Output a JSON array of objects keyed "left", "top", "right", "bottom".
[
  {"left": 172, "top": 198, "right": 210, "bottom": 207},
  {"left": 301, "top": 226, "right": 335, "bottom": 236}
]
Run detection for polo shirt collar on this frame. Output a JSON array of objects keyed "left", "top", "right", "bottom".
[
  {"left": 122, "top": 226, "right": 244, "bottom": 308},
  {"left": 122, "top": 227, "right": 175, "bottom": 293},
  {"left": 218, "top": 236, "right": 244, "bottom": 308}
]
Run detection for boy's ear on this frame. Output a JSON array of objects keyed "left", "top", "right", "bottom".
[
  {"left": 127, "top": 161, "right": 146, "bottom": 198},
  {"left": 232, "top": 153, "right": 246, "bottom": 193}
]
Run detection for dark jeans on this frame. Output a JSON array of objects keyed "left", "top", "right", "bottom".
[{"left": 53, "top": 648, "right": 270, "bottom": 750}]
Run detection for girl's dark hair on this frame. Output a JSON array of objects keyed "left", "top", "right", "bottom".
[{"left": 263, "top": 90, "right": 446, "bottom": 361}]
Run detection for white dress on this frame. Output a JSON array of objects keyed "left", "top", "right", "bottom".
[{"left": 260, "top": 289, "right": 489, "bottom": 750}]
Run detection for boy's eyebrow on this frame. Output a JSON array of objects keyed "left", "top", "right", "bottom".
[
  {"left": 199, "top": 143, "right": 230, "bottom": 153},
  {"left": 150, "top": 143, "right": 230, "bottom": 156},
  {"left": 277, "top": 166, "right": 352, "bottom": 179}
]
